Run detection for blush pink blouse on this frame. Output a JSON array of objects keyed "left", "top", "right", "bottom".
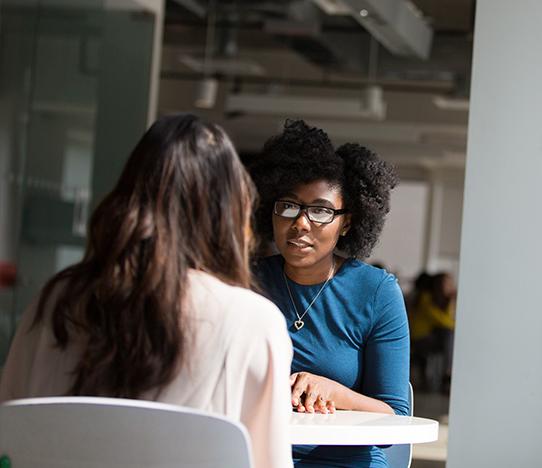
[{"left": 0, "top": 270, "right": 294, "bottom": 468}]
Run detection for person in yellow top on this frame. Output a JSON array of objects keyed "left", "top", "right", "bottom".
[
  {"left": 410, "top": 282, "right": 455, "bottom": 340},
  {"left": 410, "top": 272, "right": 455, "bottom": 392}
]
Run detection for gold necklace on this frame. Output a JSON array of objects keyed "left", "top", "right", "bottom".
[{"left": 282, "top": 259, "right": 335, "bottom": 331}]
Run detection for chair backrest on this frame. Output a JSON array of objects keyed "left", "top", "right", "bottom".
[
  {"left": 0, "top": 397, "right": 253, "bottom": 468},
  {"left": 382, "top": 383, "right": 414, "bottom": 468}
]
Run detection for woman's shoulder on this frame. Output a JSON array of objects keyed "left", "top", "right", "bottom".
[
  {"left": 338, "top": 259, "right": 404, "bottom": 311},
  {"left": 188, "top": 270, "right": 286, "bottom": 329},
  {"left": 339, "top": 258, "right": 396, "bottom": 287}
]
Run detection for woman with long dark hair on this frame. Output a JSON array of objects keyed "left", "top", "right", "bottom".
[{"left": 0, "top": 114, "right": 293, "bottom": 468}]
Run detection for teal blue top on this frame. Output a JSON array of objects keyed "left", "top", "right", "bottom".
[{"left": 256, "top": 255, "right": 410, "bottom": 468}]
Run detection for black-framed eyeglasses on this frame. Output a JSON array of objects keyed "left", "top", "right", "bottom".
[{"left": 273, "top": 200, "right": 348, "bottom": 224}]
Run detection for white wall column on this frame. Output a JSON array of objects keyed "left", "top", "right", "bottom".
[
  {"left": 422, "top": 168, "right": 464, "bottom": 279},
  {"left": 423, "top": 171, "right": 443, "bottom": 272},
  {"left": 447, "top": 1, "right": 542, "bottom": 467}
]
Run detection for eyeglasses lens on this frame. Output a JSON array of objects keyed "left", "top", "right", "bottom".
[
  {"left": 275, "top": 202, "right": 334, "bottom": 224},
  {"left": 307, "top": 208, "right": 333, "bottom": 223},
  {"left": 275, "top": 201, "right": 300, "bottom": 218}
]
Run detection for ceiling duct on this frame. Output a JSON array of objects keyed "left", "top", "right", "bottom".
[
  {"left": 179, "top": 54, "right": 266, "bottom": 77},
  {"left": 263, "top": 0, "right": 347, "bottom": 68},
  {"left": 312, "top": 0, "right": 433, "bottom": 59},
  {"left": 171, "top": 0, "right": 206, "bottom": 19},
  {"left": 225, "top": 86, "right": 386, "bottom": 121}
]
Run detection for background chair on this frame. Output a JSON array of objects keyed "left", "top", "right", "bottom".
[
  {"left": 382, "top": 383, "right": 414, "bottom": 468},
  {"left": 0, "top": 396, "right": 252, "bottom": 468}
]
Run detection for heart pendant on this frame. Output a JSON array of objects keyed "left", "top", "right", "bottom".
[{"left": 294, "top": 320, "right": 304, "bottom": 331}]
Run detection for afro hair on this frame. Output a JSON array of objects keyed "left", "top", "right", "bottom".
[{"left": 248, "top": 119, "right": 398, "bottom": 258}]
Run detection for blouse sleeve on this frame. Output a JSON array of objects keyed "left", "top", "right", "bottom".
[
  {"left": 362, "top": 274, "right": 410, "bottom": 416},
  {"left": 234, "top": 305, "right": 294, "bottom": 468},
  {"left": 0, "top": 298, "right": 39, "bottom": 402}
]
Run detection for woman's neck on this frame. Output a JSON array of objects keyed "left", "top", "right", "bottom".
[{"left": 284, "top": 255, "right": 336, "bottom": 285}]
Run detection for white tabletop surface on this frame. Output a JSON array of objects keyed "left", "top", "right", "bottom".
[{"left": 290, "top": 410, "right": 439, "bottom": 445}]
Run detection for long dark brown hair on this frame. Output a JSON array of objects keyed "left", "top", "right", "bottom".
[{"left": 34, "top": 114, "right": 257, "bottom": 398}]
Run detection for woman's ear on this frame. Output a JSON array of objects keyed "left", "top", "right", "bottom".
[{"left": 340, "top": 214, "right": 352, "bottom": 236}]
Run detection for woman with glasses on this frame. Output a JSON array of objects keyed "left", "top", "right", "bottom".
[
  {"left": 0, "top": 114, "right": 293, "bottom": 468},
  {"left": 249, "top": 119, "right": 410, "bottom": 468}
]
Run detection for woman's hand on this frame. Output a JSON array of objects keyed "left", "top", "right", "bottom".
[
  {"left": 290, "top": 372, "right": 338, "bottom": 414},
  {"left": 290, "top": 371, "right": 395, "bottom": 414}
]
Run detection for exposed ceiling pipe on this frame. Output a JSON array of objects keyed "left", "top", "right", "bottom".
[
  {"left": 161, "top": 70, "right": 455, "bottom": 94},
  {"left": 195, "top": 0, "right": 218, "bottom": 108}
]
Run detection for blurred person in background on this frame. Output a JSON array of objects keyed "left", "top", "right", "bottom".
[
  {"left": 405, "top": 271, "right": 432, "bottom": 324},
  {"left": 410, "top": 272, "right": 456, "bottom": 392}
]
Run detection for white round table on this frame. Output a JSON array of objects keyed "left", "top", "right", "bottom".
[{"left": 290, "top": 410, "right": 439, "bottom": 445}]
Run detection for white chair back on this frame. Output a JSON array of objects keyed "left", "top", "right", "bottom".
[
  {"left": 0, "top": 397, "right": 253, "bottom": 468},
  {"left": 382, "top": 383, "right": 414, "bottom": 468}
]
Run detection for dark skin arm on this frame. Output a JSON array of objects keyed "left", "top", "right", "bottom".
[{"left": 290, "top": 371, "right": 394, "bottom": 414}]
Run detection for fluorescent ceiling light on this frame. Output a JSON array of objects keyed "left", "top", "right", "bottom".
[
  {"left": 433, "top": 96, "right": 470, "bottom": 111},
  {"left": 225, "top": 88, "right": 386, "bottom": 121},
  {"left": 179, "top": 55, "right": 266, "bottom": 77}
]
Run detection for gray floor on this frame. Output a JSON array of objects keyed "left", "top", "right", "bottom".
[{"left": 412, "top": 460, "right": 445, "bottom": 468}]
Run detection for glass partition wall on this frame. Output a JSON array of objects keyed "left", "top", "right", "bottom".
[{"left": 0, "top": 0, "right": 159, "bottom": 363}]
